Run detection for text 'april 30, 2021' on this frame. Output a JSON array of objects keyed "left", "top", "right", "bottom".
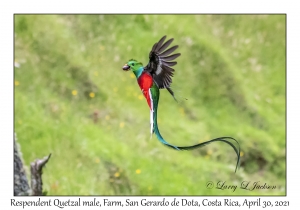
[{"left": 11, "top": 197, "right": 290, "bottom": 209}]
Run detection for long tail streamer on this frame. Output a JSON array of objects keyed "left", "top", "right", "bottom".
[
  {"left": 151, "top": 88, "right": 241, "bottom": 173},
  {"left": 153, "top": 124, "right": 241, "bottom": 173}
]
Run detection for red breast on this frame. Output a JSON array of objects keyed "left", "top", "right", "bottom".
[{"left": 137, "top": 72, "right": 153, "bottom": 110}]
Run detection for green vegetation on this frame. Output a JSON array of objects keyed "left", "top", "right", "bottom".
[{"left": 14, "top": 14, "right": 285, "bottom": 195}]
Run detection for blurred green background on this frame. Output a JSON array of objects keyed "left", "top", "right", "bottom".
[{"left": 14, "top": 14, "right": 286, "bottom": 195}]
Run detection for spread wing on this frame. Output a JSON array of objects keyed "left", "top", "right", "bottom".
[{"left": 144, "top": 35, "right": 180, "bottom": 97}]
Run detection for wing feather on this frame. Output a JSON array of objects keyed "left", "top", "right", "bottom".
[
  {"left": 151, "top": 35, "right": 167, "bottom": 54},
  {"left": 144, "top": 36, "right": 181, "bottom": 90},
  {"left": 163, "top": 61, "right": 177, "bottom": 66},
  {"left": 158, "top": 45, "right": 178, "bottom": 57},
  {"left": 157, "top": 38, "right": 174, "bottom": 53},
  {"left": 162, "top": 53, "right": 181, "bottom": 61}
]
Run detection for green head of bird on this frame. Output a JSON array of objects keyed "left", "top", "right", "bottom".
[{"left": 122, "top": 59, "right": 143, "bottom": 72}]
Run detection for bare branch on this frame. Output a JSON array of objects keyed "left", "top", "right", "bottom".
[
  {"left": 30, "top": 153, "right": 52, "bottom": 196},
  {"left": 14, "top": 132, "right": 52, "bottom": 196}
]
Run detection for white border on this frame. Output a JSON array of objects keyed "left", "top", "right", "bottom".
[{"left": 1, "top": 0, "right": 298, "bottom": 209}]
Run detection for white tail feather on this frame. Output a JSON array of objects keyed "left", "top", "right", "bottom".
[{"left": 149, "top": 89, "right": 154, "bottom": 137}]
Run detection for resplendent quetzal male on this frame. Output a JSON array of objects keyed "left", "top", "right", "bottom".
[{"left": 122, "top": 35, "right": 240, "bottom": 172}]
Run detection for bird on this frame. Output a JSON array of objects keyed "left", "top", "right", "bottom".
[{"left": 122, "top": 35, "right": 241, "bottom": 172}]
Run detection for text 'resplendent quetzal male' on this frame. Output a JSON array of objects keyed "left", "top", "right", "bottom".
[{"left": 122, "top": 35, "right": 241, "bottom": 172}]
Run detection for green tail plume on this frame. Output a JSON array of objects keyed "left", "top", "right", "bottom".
[
  {"left": 153, "top": 120, "right": 241, "bottom": 173},
  {"left": 151, "top": 87, "right": 241, "bottom": 173}
]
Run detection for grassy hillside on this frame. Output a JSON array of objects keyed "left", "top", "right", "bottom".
[{"left": 14, "top": 14, "right": 286, "bottom": 195}]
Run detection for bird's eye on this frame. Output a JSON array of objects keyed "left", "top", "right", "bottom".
[{"left": 132, "top": 63, "right": 135, "bottom": 66}]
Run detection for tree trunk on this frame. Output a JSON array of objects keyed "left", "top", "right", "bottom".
[{"left": 14, "top": 133, "right": 51, "bottom": 196}]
